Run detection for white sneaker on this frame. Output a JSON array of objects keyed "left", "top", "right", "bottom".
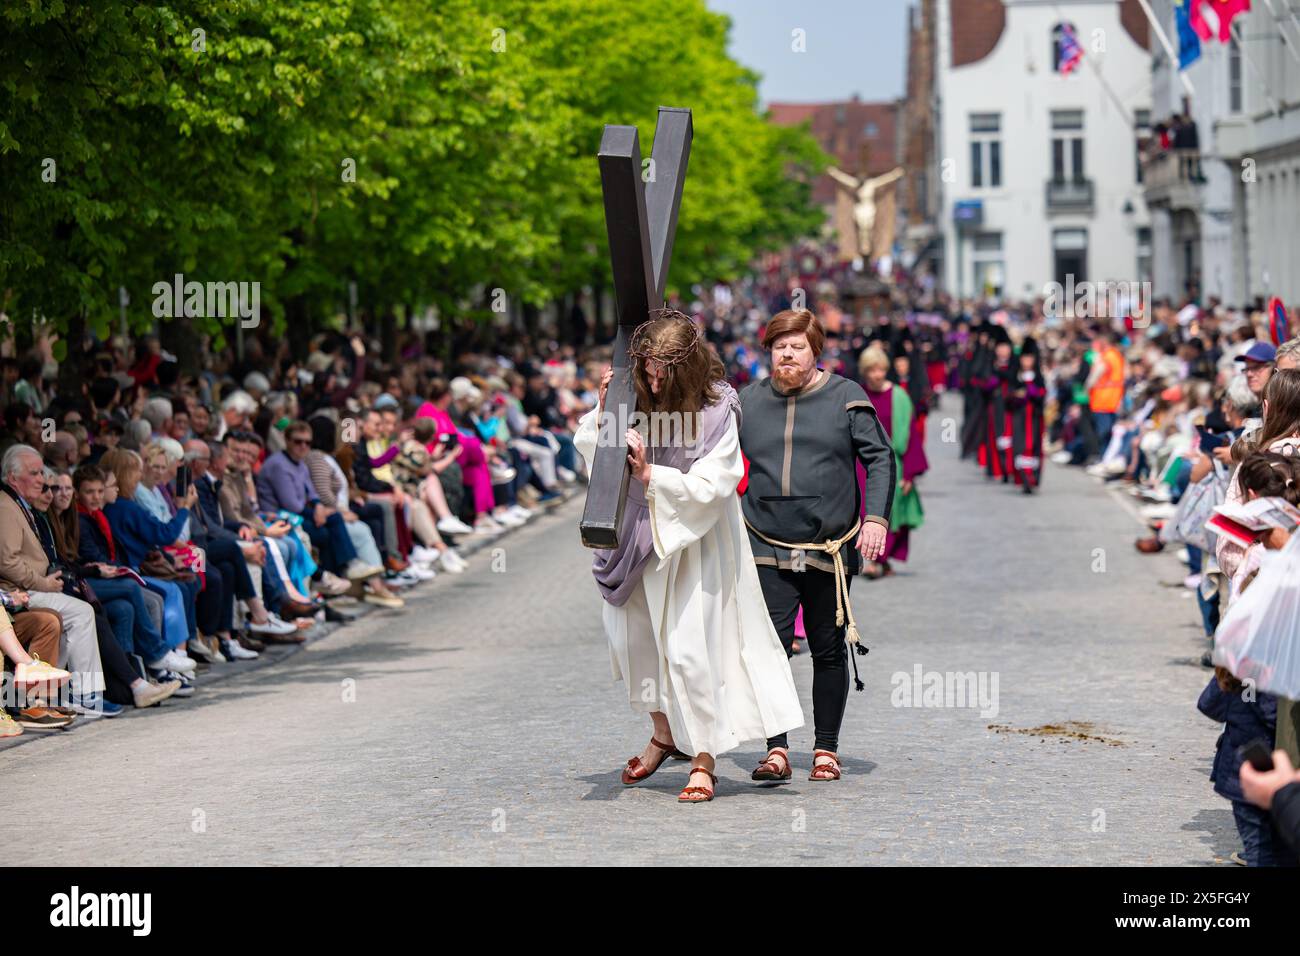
[
  {"left": 344, "top": 560, "right": 385, "bottom": 581},
  {"left": 152, "top": 650, "right": 196, "bottom": 674},
  {"left": 474, "top": 517, "right": 505, "bottom": 535},
  {"left": 221, "top": 638, "right": 259, "bottom": 661},
  {"left": 1049, "top": 450, "right": 1072, "bottom": 465},
  {"left": 507, "top": 505, "right": 533, "bottom": 521},
  {"left": 410, "top": 544, "right": 441, "bottom": 564},
  {"left": 557, "top": 466, "right": 576, "bottom": 483},
  {"left": 404, "top": 564, "right": 436, "bottom": 581},
  {"left": 436, "top": 516, "right": 475, "bottom": 536},
  {"left": 249, "top": 616, "right": 298, "bottom": 636},
  {"left": 439, "top": 550, "right": 467, "bottom": 573},
  {"left": 494, "top": 510, "right": 524, "bottom": 528}
]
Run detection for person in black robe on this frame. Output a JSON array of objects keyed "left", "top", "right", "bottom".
[
  {"left": 1008, "top": 337, "right": 1047, "bottom": 493},
  {"left": 982, "top": 328, "right": 1015, "bottom": 481},
  {"left": 960, "top": 324, "right": 991, "bottom": 460}
]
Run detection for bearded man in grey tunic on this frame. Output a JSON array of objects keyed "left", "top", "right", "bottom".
[{"left": 738, "top": 309, "right": 896, "bottom": 784}]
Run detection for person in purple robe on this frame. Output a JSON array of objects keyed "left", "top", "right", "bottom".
[{"left": 857, "top": 346, "right": 927, "bottom": 576}]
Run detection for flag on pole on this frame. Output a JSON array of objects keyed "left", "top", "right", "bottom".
[
  {"left": 1190, "top": 0, "right": 1252, "bottom": 43},
  {"left": 1175, "top": 0, "right": 1203, "bottom": 68},
  {"left": 1058, "top": 23, "right": 1085, "bottom": 75}
]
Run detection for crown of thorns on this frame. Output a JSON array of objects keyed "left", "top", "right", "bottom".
[{"left": 628, "top": 309, "right": 703, "bottom": 367}]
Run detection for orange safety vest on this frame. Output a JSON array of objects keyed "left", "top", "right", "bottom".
[{"left": 1089, "top": 347, "right": 1124, "bottom": 413}]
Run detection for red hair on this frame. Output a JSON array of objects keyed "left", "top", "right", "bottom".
[{"left": 762, "top": 309, "right": 825, "bottom": 357}]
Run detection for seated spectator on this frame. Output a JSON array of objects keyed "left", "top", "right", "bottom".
[
  {"left": 98, "top": 447, "right": 213, "bottom": 671},
  {"left": 0, "top": 444, "right": 108, "bottom": 716},
  {"left": 301, "top": 420, "right": 410, "bottom": 606},
  {"left": 32, "top": 468, "right": 179, "bottom": 712},
  {"left": 417, "top": 379, "right": 506, "bottom": 535},
  {"left": 77, "top": 457, "right": 196, "bottom": 695},
  {"left": 184, "top": 439, "right": 306, "bottom": 646},
  {"left": 0, "top": 598, "right": 73, "bottom": 732},
  {"left": 216, "top": 389, "right": 258, "bottom": 441},
  {"left": 255, "top": 419, "right": 384, "bottom": 585},
  {"left": 221, "top": 430, "right": 324, "bottom": 606}
]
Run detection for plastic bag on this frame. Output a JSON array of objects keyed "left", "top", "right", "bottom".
[
  {"left": 1213, "top": 531, "right": 1300, "bottom": 698},
  {"left": 1169, "top": 463, "right": 1227, "bottom": 550}
]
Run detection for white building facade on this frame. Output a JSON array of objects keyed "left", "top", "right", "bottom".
[
  {"left": 936, "top": 0, "right": 1152, "bottom": 303},
  {"left": 1145, "top": 0, "right": 1245, "bottom": 305},
  {"left": 1210, "top": 2, "right": 1300, "bottom": 306},
  {"left": 1145, "top": 1, "right": 1300, "bottom": 308}
]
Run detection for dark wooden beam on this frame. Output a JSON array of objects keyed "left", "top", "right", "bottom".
[{"left": 579, "top": 108, "right": 693, "bottom": 550}]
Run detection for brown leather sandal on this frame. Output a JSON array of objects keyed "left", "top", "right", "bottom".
[
  {"left": 809, "top": 749, "right": 841, "bottom": 781},
  {"left": 621, "top": 737, "right": 689, "bottom": 785},
  {"left": 678, "top": 767, "right": 718, "bottom": 803},
  {"left": 751, "top": 747, "right": 792, "bottom": 781}
]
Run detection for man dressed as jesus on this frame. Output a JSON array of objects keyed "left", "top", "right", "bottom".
[{"left": 574, "top": 310, "right": 803, "bottom": 804}]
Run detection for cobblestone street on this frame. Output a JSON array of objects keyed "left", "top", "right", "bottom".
[{"left": 0, "top": 398, "right": 1236, "bottom": 865}]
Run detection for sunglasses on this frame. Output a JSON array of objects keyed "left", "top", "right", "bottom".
[{"left": 289, "top": 437, "right": 311, "bottom": 446}]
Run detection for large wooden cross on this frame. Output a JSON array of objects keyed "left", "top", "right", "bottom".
[{"left": 580, "top": 106, "right": 693, "bottom": 550}]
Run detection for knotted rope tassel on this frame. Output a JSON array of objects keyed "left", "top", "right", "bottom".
[{"left": 744, "top": 516, "right": 871, "bottom": 691}]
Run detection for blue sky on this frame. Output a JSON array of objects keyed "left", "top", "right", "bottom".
[{"left": 706, "top": 0, "right": 912, "bottom": 105}]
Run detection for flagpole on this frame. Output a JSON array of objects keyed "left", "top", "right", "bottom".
[
  {"left": 1136, "top": 0, "right": 1196, "bottom": 97},
  {"left": 1259, "top": 0, "right": 1300, "bottom": 65}
]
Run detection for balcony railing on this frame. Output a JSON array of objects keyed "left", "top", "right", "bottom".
[
  {"left": 1046, "top": 177, "right": 1094, "bottom": 213},
  {"left": 1141, "top": 149, "right": 1205, "bottom": 211}
]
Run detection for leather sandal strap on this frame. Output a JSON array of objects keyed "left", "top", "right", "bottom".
[
  {"left": 760, "top": 749, "right": 790, "bottom": 771},
  {"left": 689, "top": 768, "right": 718, "bottom": 784},
  {"left": 649, "top": 737, "right": 676, "bottom": 753}
]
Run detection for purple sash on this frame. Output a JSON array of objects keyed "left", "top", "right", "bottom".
[{"left": 593, "top": 382, "right": 740, "bottom": 606}]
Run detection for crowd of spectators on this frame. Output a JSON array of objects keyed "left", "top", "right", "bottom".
[
  {"left": 0, "top": 328, "right": 595, "bottom": 736},
  {"left": 1010, "top": 295, "right": 1300, "bottom": 864}
]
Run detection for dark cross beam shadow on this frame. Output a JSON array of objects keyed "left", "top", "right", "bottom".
[{"left": 580, "top": 107, "right": 692, "bottom": 550}]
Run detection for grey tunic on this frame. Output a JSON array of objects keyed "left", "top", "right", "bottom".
[{"left": 738, "top": 370, "right": 895, "bottom": 575}]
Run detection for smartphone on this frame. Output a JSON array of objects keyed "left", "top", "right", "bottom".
[
  {"left": 1237, "top": 738, "right": 1275, "bottom": 772},
  {"left": 175, "top": 468, "right": 191, "bottom": 499},
  {"left": 1197, "top": 427, "right": 1230, "bottom": 452}
]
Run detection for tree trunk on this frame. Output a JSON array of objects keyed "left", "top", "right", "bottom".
[
  {"left": 380, "top": 306, "right": 398, "bottom": 366},
  {"left": 284, "top": 295, "right": 311, "bottom": 364},
  {"left": 57, "top": 310, "right": 89, "bottom": 401},
  {"left": 159, "top": 312, "right": 201, "bottom": 378}
]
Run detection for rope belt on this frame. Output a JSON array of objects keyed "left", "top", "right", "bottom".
[{"left": 744, "top": 516, "right": 870, "bottom": 691}]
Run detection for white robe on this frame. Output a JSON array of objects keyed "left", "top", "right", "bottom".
[{"left": 575, "top": 407, "right": 804, "bottom": 757}]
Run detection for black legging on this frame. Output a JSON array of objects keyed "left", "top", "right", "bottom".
[
  {"left": 757, "top": 565, "right": 851, "bottom": 754},
  {"left": 95, "top": 608, "right": 140, "bottom": 707}
]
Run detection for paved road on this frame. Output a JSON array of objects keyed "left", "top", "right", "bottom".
[{"left": 1, "top": 396, "right": 1235, "bottom": 865}]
